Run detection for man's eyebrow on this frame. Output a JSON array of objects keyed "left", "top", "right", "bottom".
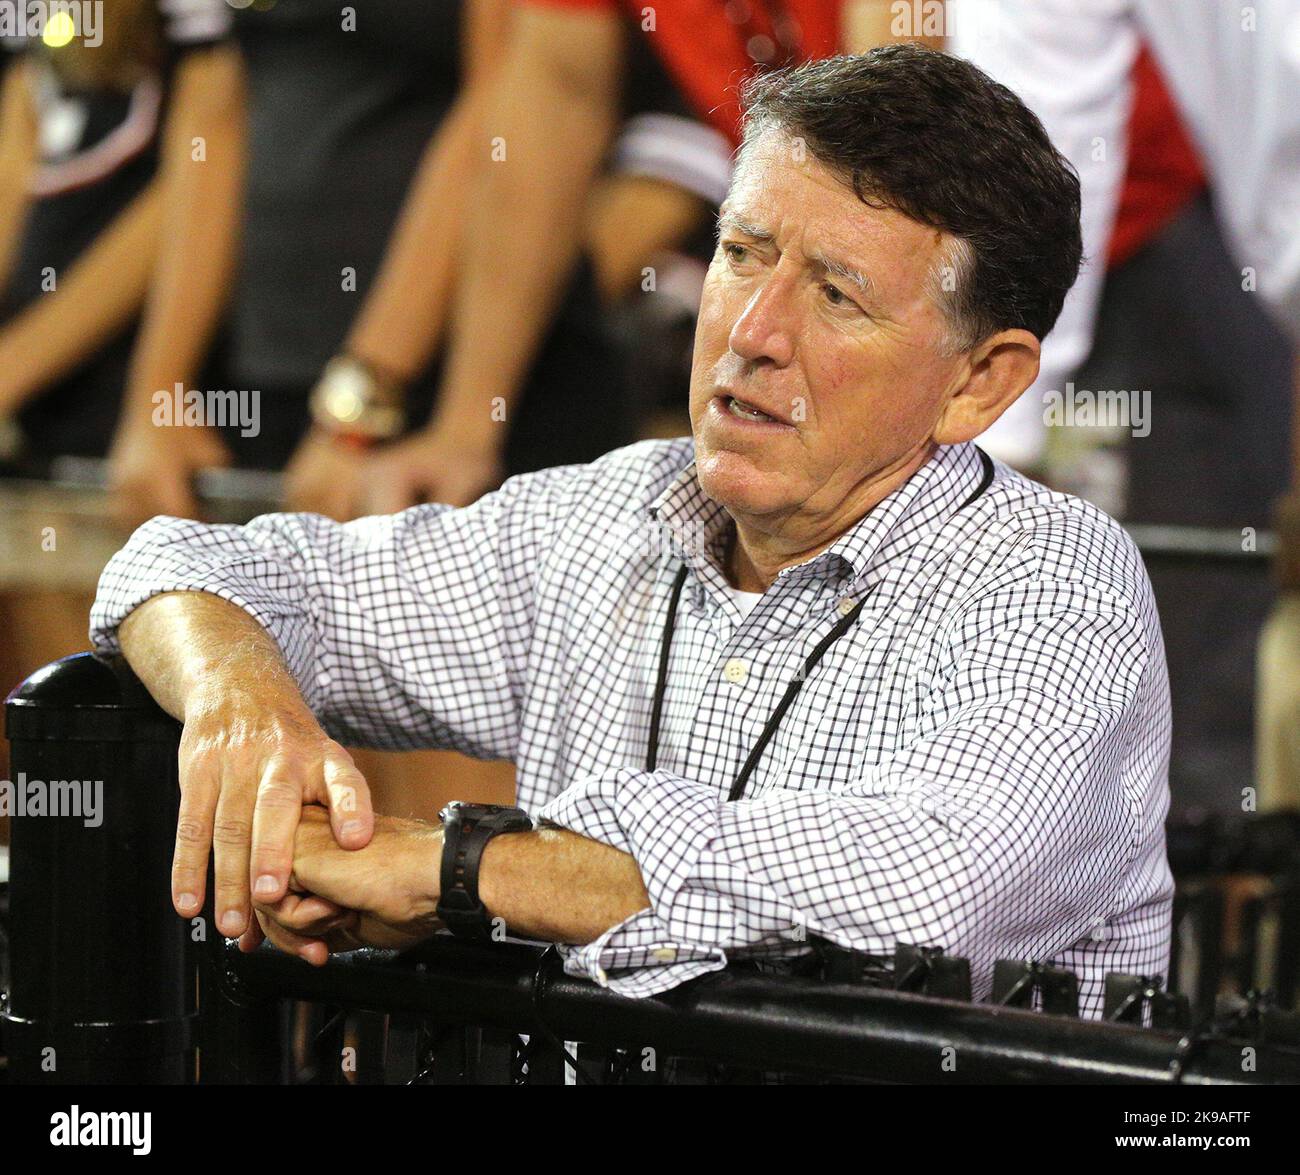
[
  {"left": 716, "top": 211, "right": 773, "bottom": 241},
  {"left": 810, "top": 249, "right": 875, "bottom": 300},
  {"left": 717, "top": 212, "right": 878, "bottom": 304}
]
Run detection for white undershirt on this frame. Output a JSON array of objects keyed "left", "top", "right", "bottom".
[{"left": 727, "top": 584, "right": 765, "bottom": 619}]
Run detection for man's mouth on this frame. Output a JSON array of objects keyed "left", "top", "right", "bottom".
[
  {"left": 721, "top": 395, "right": 784, "bottom": 425},
  {"left": 727, "top": 396, "right": 774, "bottom": 422}
]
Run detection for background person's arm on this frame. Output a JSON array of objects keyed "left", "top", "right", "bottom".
[
  {"left": 0, "top": 57, "right": 167, "bottom": 419},
  {"left": 107, "top": 43, "right": 247, "bottom": 528},
  {"left": 285, "top": 0, "right": 513, "bottom": 519},
  {"left": 948, "top": 0, "right": 1136, "bottom": 468},
  {"left": 0, "top": 56, "right": 36, "bottom": 302},
  {"left": 341, "top": 0, "right": 512, "bottom": 385},
  {"left": 363, "top": 3, "right": 622, "bottom": 513},
  {"left": 0, "top": 180, "right": 163, "bottom": 419},
  {"left": 583, "top": 174, "right": 711, "bottom": 308}
]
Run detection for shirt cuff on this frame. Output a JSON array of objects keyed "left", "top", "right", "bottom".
[
  {"left": 555, "top": 907, "right": 728, "bottom": 996},
  {"left": 538, "top": 766, "right": 740, "bottom": 995}
]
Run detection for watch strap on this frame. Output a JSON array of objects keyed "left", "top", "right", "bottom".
[{"left": 437, "top": 802, "right": 532, "bottom": 940}]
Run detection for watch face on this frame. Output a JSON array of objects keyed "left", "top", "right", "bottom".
[{"left": 312, "top": 359, "right": 405, "bottom": 440}]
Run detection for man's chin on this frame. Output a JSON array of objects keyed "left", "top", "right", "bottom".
[{"left": 695, "top": 447, "right": 791, "bottom": 517}]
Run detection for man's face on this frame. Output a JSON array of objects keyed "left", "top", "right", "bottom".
[{"left": 689, "top": 128, "right": 969, "bottom": 531}]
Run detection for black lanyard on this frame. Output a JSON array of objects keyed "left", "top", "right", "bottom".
[{"left": 646, "top": 448, "right": 995, "bottom": 801}]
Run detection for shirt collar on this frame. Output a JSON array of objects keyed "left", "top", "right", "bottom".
[{"left": 646, "top": 440, "right": 990, "bottom": 589}]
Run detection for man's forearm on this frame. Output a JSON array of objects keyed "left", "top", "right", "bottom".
[
  {"left": 478, "top": 826, "right": 650, "bottom": 944},
  {"left": 118, "top": 591, "right": 310, "bottom": 722}
]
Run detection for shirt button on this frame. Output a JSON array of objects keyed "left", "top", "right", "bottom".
[
  {"left": 652, "top": 947, "right": 677, "bottom": 963},
  {"left": 837, "top": 596, "right": 858, "bottom": 617},
  {"left": 723, "top": 658, "right": 749, "bottom": 684}
]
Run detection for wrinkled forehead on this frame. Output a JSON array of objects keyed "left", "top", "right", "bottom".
[{"left": 725, "top": 125, "right": 951, "bottom": 298}]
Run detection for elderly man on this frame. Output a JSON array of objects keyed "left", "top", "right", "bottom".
[{"left": 90, "top": 46, "right": 1173, "bottom": 1017}]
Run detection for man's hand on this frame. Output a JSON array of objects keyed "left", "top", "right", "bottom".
[
  {"left": 177, "top": 683, "right": 375, "bottom": 940},
  {"left": 248, "top": 806, "right": 443, "bottom": 963},
  {"left": 117, "top": 588, "right": 380, "bottom": 948}
]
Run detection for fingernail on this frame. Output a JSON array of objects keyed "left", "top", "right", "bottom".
[
  {"left": 254, "top": 874, "right": 279, "bottom": 896},
  {"left": 177, "top": 892, "right": 198, "bottom": 911},
  {"left": 222, "top": 910, "right": 246, "bottom": 935},
  {"left": 340, "top": 820, "right": 363, "bottom": 839}
]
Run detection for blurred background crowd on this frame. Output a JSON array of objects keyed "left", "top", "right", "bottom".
[{"left": 0, "top": 0, "right": 1298, "bottom": 827}]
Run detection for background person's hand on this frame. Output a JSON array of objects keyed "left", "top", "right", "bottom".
[
  {"left": 107, "top": 419, "right": 232, "bottom": 530},
  {"left": 247, "top": 806, "right": 442, "bottom": 962},
  {"left": 283, "top": 428, "right": 369, "bottom": 520},
  {"left": 362, "top": 424, "right": 504, "bottom": 513},
  {"left": 173, "top": 682, "right": 375, "bottom": 943}
]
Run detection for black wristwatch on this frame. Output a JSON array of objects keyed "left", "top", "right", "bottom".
[{"left": 436, "top": 802, "right": 533, "bottom": 940}]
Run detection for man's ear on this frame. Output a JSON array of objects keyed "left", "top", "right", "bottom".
[{"left": 932, "top": 329, "right": 1041, "bottom": 445}]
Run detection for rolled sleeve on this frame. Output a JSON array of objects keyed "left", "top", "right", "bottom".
[
  {"left": 90, "top": 463, "right": 581, "bottom": 754},
  {"left": 540, "top": 768, "right": 736, "bottom": 994},
  {"left": 91, "top": 513, "right": 332, "bottom": 709}
]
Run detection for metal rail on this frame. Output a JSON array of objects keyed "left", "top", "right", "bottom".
[{"left": 203, "top": 934, "right": 1300, "bottom": 1085}]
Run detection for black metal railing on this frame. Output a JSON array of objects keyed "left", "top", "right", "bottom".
[
  {"left": 196, "top": 933, "right": 1300, "bottom": 1085},
  {"left": 4, "top": 652, "right": 1300, "bottom": 1085}
]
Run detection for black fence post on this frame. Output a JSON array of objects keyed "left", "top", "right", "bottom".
[
  {"left": 2, "top": 653, "right": 193, "bottom": 1083},
  {"left": 195, "top": 923, "right": 284, "bottom": 1084}
]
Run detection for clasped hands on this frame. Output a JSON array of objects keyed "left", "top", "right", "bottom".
[
  {"left": 243, "top": 805, "right": 445, "bottom": 965},
  {"left": 160, "top": 668, "right": 644, "bottom": 965},
  {"left": 162, "top": 678, "right": 452, "bottom": 966}
]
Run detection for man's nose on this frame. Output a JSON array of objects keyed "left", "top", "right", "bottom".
[{"left": 727, "top": 274, "right": 797, "bottom": 368}]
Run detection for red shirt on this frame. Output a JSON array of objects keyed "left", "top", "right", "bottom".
[
  {"left": 522, "top": 0, "right": 842, "bottom": 143},
  {"left": 1108, "top": 45, "right": 1206, "bottom": 269}
]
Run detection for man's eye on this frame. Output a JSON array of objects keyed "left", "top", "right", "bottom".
[
  {"left": 822, "top": 282, "right": 853, "bottom": 308},
  {"left": 723, "top": 242, "right": 750, "bottom": 263}
]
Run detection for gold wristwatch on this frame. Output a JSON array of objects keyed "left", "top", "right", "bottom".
[{"left": 308, "top": 355, "right": 407, "bottom": 449}]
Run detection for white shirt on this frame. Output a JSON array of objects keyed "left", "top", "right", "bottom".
[
  {"left": 90, "top": 438, "right": 1173, "bottom": 1015},
  {"left": 951, "top": 0, "right": 1300, "bottom": 465}
]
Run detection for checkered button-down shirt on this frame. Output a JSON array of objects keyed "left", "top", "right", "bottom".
[{"left": 90, "top": 438, "right": 1174, "bottom": 1017}]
